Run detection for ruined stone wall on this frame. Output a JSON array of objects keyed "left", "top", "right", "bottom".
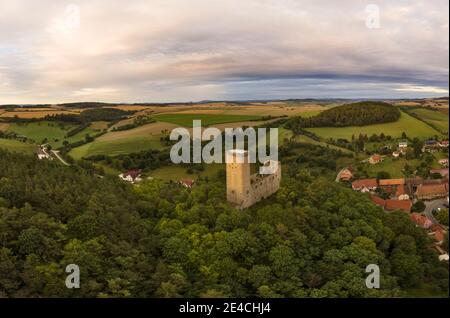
[{"left": 226, "top": 150, "right": 281, "bottom": 209}]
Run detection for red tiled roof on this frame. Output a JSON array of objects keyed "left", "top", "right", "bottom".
[
  {"left": 123, "top": 169, "right": 141, "bottom": 180},
  {"left": 352, "top": 178, "right": 378, "bottom": 189},
  {"left": 379, "top": 178, "right": 405, "bottom": 186},
  {"left": 371, "top": 195, "right": 385, "bottom": 207},
  {"left": 430, "top": 226, "right": 446, "bottom": 242},
  {"left": 370, "top": 154, "right": 381, "bottom": 162},
  {"left": 180, "top": 179, "right": 194, "bottom": 187},
  {"left": 395, "top": 184, "right": 407, "bottom": 197},
  {"left": 339, "top": 169, "right": 353, "bottom": 181},
  {"left": 430, "top": 224, "right": 444, "bottom": 232},
  {"left": 384, "top": 199, "right": 412, "bottom": 212},
  {"left": 410, "top": 213, "right": 432, "bottom": 228},
  {"left": 416, "top": 183, "right": 448, "bottom": 197}
]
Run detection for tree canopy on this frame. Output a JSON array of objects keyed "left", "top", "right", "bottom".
[{"left": 0, "top": 149, "right": 447, "bottom": 297}]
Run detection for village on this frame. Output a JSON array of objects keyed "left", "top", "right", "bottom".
[{"left": 338, "top": 138, "right": 449, "bottom": 262}]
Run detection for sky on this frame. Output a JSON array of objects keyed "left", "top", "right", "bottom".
[{"left": 0, "top": 0, "right": 448, "bottom": 104}]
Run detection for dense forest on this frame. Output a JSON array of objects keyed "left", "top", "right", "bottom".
[
  {"left": 286, "top": 102, "right": 401, "bottom": 133},
  {"left": 0, "top": 149, "right": 447, "bottom": 297}
]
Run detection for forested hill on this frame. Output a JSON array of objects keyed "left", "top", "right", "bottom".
[
  {"left": 0, "top": 150, "right": 447, "bottom": 297},
  {"left": 286, "top": 101, "right": 401, "bottom": 131}
]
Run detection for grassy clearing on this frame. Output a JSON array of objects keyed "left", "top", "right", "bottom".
[
  {"left": 0, "top": 139, "right": 36, "bottom": 154},
  {"left": 6, "top": 121, "right": 100, "bottom": 148},
  {"left": 7, "top": 122, "right": 77, "bottom": 144},
  {"left": 306, "top": 111, "right": 443, "bottom": 140},
  {"left": 278, "top": 127, "right": 353, "bottom": 154},
  {"left": 363, "top": 157, "right": 421, "bottom": 178},
  {"left": 152, "top": 113, "right": 263, "bottom": 127}
]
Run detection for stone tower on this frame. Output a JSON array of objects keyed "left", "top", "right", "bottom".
[{"left": 226, "top": 149, "right": 251, "bottom": 207}]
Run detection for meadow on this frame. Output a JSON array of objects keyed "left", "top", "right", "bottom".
[
  {"left": 306, "top": 111, "right": 444, "bottom": 140},
  {"left": 0, "top": 139, "right": 36, "bottom": 155},
  {"left": 69, "top": 135, "right": 165, "bottom": 160},
  {"left": 152, "top": 113, "right": 263, "bottom": 127},
  {"left": 363, "top": 157, "right": 421, "bottom": 178},
  {"left": 4, "top": 121, "right": 102, "bottom": 148},
  {"left": 407, "top": 108, "right": 449, "bottom": 133}
]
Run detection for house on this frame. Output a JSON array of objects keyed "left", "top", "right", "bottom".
[
  {"left": 439, "top": 140, "right": 449, "bottom": 148},
  {"left": 398, "top": 141, "right": 408, "bottom": 148},
  {"left": 422, "top": 140, "right": 440, "bottom": 152},
  {"left": 415, "top": 183, "right": 449, "bottom": 200},
  {"left": 392, "top": 151, "right": 400, "bottom": 158},
  {"left": 119, "top": 169, "right": 142, "bottom": 183},
  {"left": 37, "top": 147, "right": 51, "bottom": 160},
  {"left": 410, "top": 213, "right": 433, "bottom": 229},
  {"left": 438, "top": 158, "right": 449, "bottom": 167},
  {"left": 368, "top": 154, "right": 382, "bottom": 164},
  {"left": 352, "top": 178, "right": 378, "bottom": 192},
  {"left": 338, "top": 168, "right": 354, "bottom": 181},
  {"left": 384, "top": 199, "right": 412, "bottom": 212},
  {"left": 180, "top": 179, "right": 195, "bottom": 188},
  {"left": 424, "top": 140, "right": 438, "bottom": 146},
  {"left": 430, "top": 168, "right": 449, "bottom": 178}
]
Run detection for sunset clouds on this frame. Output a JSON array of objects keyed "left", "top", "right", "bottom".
[{"left": 0, "top": 0, "right": 448, "bottom": 103}]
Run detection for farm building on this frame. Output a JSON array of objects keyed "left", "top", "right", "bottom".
[
  {"left": 119, "top": 169, "right": 142, "bottom": 183},
  {"left": 180, "top": 180, "right": 195, "bottom": 188},
  {"left": 368, "top": 154, "right": 382, "bottom": 164},
  {"left": 338, "top": 168, "right": 354, "bottom": 181},
  {"left": 415, "top": 183, "right": 449, "bottom": 200},
  {"left": 37, "top": 147, "right": 51, "bottom": 160},
  {"left": 352, "top": 179, "right": 377, "bottom": 192}
]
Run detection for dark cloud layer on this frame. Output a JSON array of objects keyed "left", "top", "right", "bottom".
[{"left": 0, "top": 0, "right": 448, "bottom": 103}]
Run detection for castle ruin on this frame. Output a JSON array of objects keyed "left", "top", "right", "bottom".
[{"left": 226, "top": 149, "right": 281, "bottom": 209}]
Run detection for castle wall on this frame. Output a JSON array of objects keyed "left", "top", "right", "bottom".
[{"left": 226, "top": 150, "right": 281, "bottom": 209}]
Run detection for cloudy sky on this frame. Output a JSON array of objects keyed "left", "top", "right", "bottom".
[{"left": 0, "top": 0, "right": 448, "bottom": 104}]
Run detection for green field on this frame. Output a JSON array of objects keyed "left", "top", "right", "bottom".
[
  {"left": 0, "top": 139, "right": 36, "bottom": 155},
  {"left": 408, "top": 108, "right": 449, "bottom": 133},
  {"left": 363, "top": 157, "right": 421, "bottom": 178},
  {"left": 6, "top": 121, "right": 99, "bottom": 148},
  {"left": 153, "top": 113, "right": 263, "bottom": 127},
  {"left": 279, "top": 127, "right": 353, "bottom": 154},
  {"left": 69, "top": 135, "right": 165, "bottom": 160},
  {"left": 306, "top": 111, "right": 443, "bottom": 140}
]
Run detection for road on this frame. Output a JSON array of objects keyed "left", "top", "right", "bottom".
[
  {"left": 424, "top": 198, "right": 448, "bottom": 224},
  {"left": 51, "top": 150, "right": 70, "bottom": 166}
]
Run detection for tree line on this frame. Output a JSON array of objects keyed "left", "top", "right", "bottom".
[{"left": 285, "top": 102, "right": 401, "bottom": 132}]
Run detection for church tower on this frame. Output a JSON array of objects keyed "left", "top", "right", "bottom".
[{"left": 226, "top": 149, "right": 251, "bottom": 208}]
